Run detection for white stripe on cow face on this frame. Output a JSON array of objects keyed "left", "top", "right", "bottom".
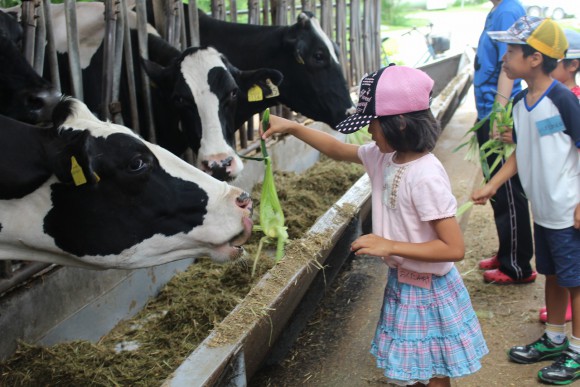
[
  {"left": 179, "top": 48, "right": 243, "bottom": 177},
  {"left": 308, "top": 17, "right": 339, "bottom": 65}
]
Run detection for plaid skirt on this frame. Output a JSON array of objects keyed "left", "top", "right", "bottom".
[{"left": 370, "top": 266, "right": 488, "bottom": 385}]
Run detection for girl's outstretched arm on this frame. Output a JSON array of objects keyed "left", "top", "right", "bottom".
[
  {"left": 350, "top": 217, "right": 465, "bottom": 263},
  {"left": 261, "top": 114, "right": 362, "bottom": 164},
  {"left": 471, "top": 152, "right": 518, "bottom": 204}
]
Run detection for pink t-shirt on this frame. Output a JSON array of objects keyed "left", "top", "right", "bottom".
[{"left": 358, "top": 143, "right": 457, "bottom": 276}]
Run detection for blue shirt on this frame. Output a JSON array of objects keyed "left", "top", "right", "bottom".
[{"left": 474, "top": 0, "right": 525, "bottom": 120}]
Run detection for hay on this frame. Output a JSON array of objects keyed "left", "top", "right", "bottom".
[{"left": 0, "top": 157, "right": 364, "bottom": 386}]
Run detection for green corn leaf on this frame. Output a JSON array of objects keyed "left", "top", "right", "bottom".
[
  {"left": 252, "top": 108, "right": 289, "bottom": 276},
  {"left": 456, "top": 201, "right": 474, "bottom": 217}
]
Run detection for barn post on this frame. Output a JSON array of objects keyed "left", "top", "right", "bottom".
[
  {"left": 63, "top": 0, "right": 84, "bottom": 100},
  {"left": 42, "top": 0, "right": 61, "bottom": 91}
]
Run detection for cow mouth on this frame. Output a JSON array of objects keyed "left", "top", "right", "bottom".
[{"left": 226, "top": 216, "right": 253, "bottom": 259}]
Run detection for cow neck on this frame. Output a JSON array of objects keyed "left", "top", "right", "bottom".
[{"left": 198, "top": 13, "right": 285, "bottom": 69}]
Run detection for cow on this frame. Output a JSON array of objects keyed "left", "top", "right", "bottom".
[
  {"left": 196, "top": 10, "right": 355, "bottom": 128},
  {"left": 0, "top": 9, "right": 20, "bottom": 44},
  {"left": 0, "top": 97, "right": 253, "bottom": 270},
  {"left": 0, "top": 11, "right": 61, "bottom": 125},
  {"left": 38, "top": 2, "right": 282, "bottom": 181}
]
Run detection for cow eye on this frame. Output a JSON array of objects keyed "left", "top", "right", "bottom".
[
  {"left": 175, "top": 96, "right": 191, "bottom": 107},
  {"left": 230, "top": 89, "right": 238, "bottom": 100},
  {"left": 313, "top": 51, "right": 325, "bottom": 63},
  {"left": 128, "top": 156, "right": 149, "bottom": 173}
]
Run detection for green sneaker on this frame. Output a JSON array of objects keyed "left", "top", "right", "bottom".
[
  {"left": 538, "top": 350, "right": 580, "bottom": 385},
  {"left": 508, "top": 334, "right": 569, "bottom": 364}
]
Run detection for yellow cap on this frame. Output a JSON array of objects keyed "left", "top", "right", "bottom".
[{"left": 488, "top": 16, "right": 569, "bottom": 59}]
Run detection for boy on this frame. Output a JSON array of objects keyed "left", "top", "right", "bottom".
[
  {"left": 538, "top": 28, "right": 580, "bottom": 324},
  {"left": 471, "top": 16, "right": 580, "bottom": 385}
]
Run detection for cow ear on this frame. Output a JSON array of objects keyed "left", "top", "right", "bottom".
[
  {"left": 141, "top": 58, "right": 170, "bottom": 87},
  {"left": 46, "top": 129, "right": 99, "bottom": 186},
  {"left": 235, "top": 69, "right": 284, "bottom": 98},
  {"left": 283, "top": 26, "right": 307, "bottom": 65}
]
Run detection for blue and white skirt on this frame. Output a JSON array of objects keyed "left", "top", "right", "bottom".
[{"left": 370, "top": 266, "right": 488, "bottom": 386}]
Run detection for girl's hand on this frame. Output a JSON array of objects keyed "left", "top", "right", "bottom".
[
  {"left": 350, "top": 234, "right": 393, "bottom": 257},
  {"left": 575, "top": 203, "right": 580, "bottom": 229},
  {"left": 260, "top": 114, "right": 297, "bottom": 139},
  {"left": 471, "top": 184, "right": 496, "bottom": 205}
]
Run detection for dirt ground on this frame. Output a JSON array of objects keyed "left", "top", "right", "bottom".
[{"left": 249, "top": 91, "right": 559, "bottom": 386}]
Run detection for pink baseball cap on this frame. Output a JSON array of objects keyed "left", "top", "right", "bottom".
[{"left": 336, "top": 64, "right": 435, "bottom": 134}]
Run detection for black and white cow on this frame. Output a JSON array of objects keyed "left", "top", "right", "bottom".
[
  {"left": 43, "top": 2, "right": 282, "bottom": 181},
  {"left": 0, "top": 97, "right": 253, "bottom": 269},
  {"left": 197, "top": 10, "right": 355, "bottom": 128},
  {"left": 0, "top": 11, "right": 61, "bottom": 124}
]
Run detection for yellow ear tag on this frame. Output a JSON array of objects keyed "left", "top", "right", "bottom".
[
  {"left": 265, "top": 78, "right": 280, "bottom": 98},
  {"left": 247, "top": 85, "right": 263, "bottom": 102},
  {"left": 93, "top": 172, "right": 101, "bottom": 183},
  {"left": 70, "top": 156, "right": 87, "bottom": 186}
]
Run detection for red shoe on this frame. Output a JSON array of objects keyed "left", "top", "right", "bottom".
[
  {"left": 539, "top": 299, "right": 573, "bottom": 323},
  {"left": 479, "top": 255, "right": 500, "bottom": 270},
  {"left": 483, "top": 269, "right": 537, "bottom": 284}
]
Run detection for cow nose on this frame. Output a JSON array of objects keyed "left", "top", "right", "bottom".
[
  {"left": 236, "top": 191, "right": 253, "bottom": 213},
  {"left": 28, "top": 89, "right": 62, "bottom": 123},
  {"left": 201, "top": 156, "right": 235, "bottom": 181}
]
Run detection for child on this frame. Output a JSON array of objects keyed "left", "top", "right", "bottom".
[
  {"left": 262, "top": 64, "right": 488, "bottom": 386},
  {"left": 538, "top": 28, "right": 580, "bottom": 324},
  {"left": 551, "top": 29, "right": 580, "bottom": 99},
  {"left": 472, "top": 16, "right": 580, "bottom": 385}
]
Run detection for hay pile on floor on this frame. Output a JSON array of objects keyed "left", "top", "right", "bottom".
[{"left": 0, "top": 157, "right": 364, "bottom": 386}]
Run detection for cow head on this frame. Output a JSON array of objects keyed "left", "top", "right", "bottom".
[
  {"left": 0, "top": 98, "right": 253, "bottom": 269},
  {"left": 142, "top": 46, "right": 282, "bottom": 181},
  {"left": 0, "top": 28, "right": 61, "bottom": 125},
  {"left": 281, "top": 12, "right": 355, "bottom": 126}
]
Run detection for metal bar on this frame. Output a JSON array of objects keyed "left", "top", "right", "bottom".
[
  {"left": 165, "top": 0, "right": 176, "bottom": 47},
  {"left": 111, "top": 0, "right": 125, "bottom": 124},
  {"left": 43, "top": 0, "right": 61, "bottom": 91},
  {"left": 0, "top": 263, "right": 53, "bottom": 295},
  {"left": 135, "top": 0, "right": 156, "bottom": 142},
  {"left": 335, "top": 0, "right": 348, "bottom": 80},
  {"left": 63, "top": 0, "right": 84, "bottom": 100},
  {"left": 21, "top": 0, "right": 36, "bottom": 65},
  {"left": 0, "top": 261, "right": 12, "bottom": 279},
  {"left": 33, "top": 0, "right": 46, "bottom": 75},
  {"left": 101, "top": 0, "right": 118, "bottom": 120},
  {"left": 187, "top": 0, "right": 200, "bottom": 47},
  {"left": 120, "top": 0, "right": 140, "bottom": 129}
]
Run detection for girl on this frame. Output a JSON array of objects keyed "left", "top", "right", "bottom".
[{"left": 262, "top": 64, "right": 488, "bottom": 386}]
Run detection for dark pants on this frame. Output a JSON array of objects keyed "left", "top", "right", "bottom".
[{"left": 476, "top": 120, "right": 534, "bottom": 279}]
